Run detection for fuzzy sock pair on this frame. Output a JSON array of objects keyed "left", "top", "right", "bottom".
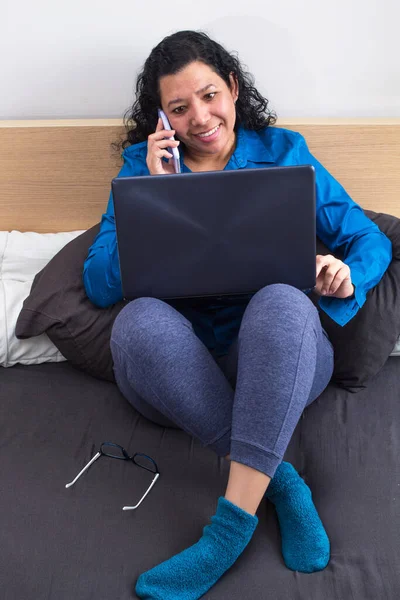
[{"left": 136, "top": 462, "right": 330, "bottom": 599}]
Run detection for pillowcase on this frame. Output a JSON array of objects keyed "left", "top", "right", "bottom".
[
  {"left": 309, "top": 210, "right": 400, "bottom": 392},
  {"left": 15, "top": 225, "right": 128, "bottom": 382},
  {"left": 0, "top": 229, "right": 83, "bottom": 367}
]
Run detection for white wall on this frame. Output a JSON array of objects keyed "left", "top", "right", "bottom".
[{"left": 2, "top": 0, "right": 399, "bottom": 119}]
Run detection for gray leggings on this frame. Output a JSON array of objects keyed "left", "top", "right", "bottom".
[{"left": 110, "top": 284, "right": 334, "bottom": 478}]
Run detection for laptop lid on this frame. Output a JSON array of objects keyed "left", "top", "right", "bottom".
[{"left": 112, "top": 165, "right": 316, "bottom": 301}]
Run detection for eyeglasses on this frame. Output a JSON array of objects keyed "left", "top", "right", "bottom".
[{"left": 65, "top": 442, "right": 160, "bottom": 511}]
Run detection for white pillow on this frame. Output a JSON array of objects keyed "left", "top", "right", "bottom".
[
  {"left": 0, "top": 230, "right": 84, "bottom": 367},
  {"left": 391, "top": 337, "right": 400, "bottom": 356}
]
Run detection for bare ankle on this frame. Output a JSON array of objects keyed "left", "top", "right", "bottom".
[{"left": 225, "top": 460, "right": 271, "bottom": 515}]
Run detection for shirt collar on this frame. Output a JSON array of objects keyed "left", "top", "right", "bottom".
[
  {"left": 230, "top": 126, "right": 276, "bottom": 168},
  {"left": 181, "top": 125, "right": 276, "bottom": 172}
]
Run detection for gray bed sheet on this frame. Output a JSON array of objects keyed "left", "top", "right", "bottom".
[{"left": 1, "top": 359, "right": 399, "bottom": 600}]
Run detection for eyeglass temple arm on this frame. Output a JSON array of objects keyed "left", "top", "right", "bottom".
[
  {"left": 65, "top": 452, "right": 102, "bottom": 488},
  {"left": 122, "top": 472, "right": 160, "bottom": 511}
]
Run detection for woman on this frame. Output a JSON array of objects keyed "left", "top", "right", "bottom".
[{"left": 83, "top": 30, "right": 392, "bottom": 600}]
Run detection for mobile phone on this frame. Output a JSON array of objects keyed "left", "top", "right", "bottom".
[{"left": 157, "top": 108, "right": 181, "bottom": 173}]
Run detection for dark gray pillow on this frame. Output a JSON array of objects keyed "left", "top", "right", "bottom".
[
  {"left": 15, "top": 212, "right": 400, "bottom": 391},
  {"left": 15, "top": 225, "right": 128, "bottom": 382},
  {"left": 309, "top": 211, "right": 400, "bottom": 392}
]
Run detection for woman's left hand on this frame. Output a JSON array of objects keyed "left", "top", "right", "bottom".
[{"left": 315, "top": 255, "right": 354, "bottom": 299}]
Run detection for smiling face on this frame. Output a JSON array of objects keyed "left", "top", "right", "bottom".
[{"left": 159, "top": 61, "right": 239, "bottom": 165}]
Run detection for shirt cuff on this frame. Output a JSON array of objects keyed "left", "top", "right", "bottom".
[{"left": 318, "top": 268, "right": 366, "bottom": 326}]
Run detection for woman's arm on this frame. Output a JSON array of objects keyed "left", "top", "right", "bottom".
[
  {"left": 296, "top": 133, "right": 392, "bottom": 326},
  {"left": 83, "top": 196, "right": 122, "bottom": 308},
  {"left": 83, "top": 146, "right": 149, "bottom": 307}
]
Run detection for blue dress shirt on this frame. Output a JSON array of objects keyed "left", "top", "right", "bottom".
[{"left": 83, "top": 126, "right": 392, "bottom": 356}]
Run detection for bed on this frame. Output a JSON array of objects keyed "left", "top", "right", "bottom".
[{"left": 1, "top": 118, "right": 400, "bottom": 600}]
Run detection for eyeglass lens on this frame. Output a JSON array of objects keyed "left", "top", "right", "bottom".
[
  {"left": 133, "top": 453, "right": 158, "bottom": 473},
  {"left": 100, "top": 442, "right": 130, "bottom": 460}
]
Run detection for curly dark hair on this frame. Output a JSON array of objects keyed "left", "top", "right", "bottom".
[{"left": 118, "top": 30, "right": 276, "bottom": 150}]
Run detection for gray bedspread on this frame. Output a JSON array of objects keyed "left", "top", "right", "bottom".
[{"left": 1, "top": 359, "right": 399, "bottom": 599}]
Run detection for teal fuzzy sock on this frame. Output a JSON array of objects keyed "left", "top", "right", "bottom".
[
  {"left": 135, "top": 497, "right": 258, "bottom": 600},
  {"left": 266, "top": 462, "right": 330, "bottom": 573}
]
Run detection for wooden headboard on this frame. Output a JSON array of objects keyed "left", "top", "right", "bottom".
[{"left": 0, "top": 118, "right": 399, "bottom": 232}]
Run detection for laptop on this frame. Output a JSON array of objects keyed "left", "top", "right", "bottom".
[{"left": 112, "top": 165, "right": 316, "bottom": 301}]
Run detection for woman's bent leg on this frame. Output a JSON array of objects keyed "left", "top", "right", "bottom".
[
  {"left": 110, "top": 297, "right": 234, "bottom": 455},
  {"left": 224, "top": 284, "right": 333, "bottom": 573}
]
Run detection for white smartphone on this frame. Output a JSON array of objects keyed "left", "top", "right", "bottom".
[{"left": 157, "top": 108, "right": 181, "bottom": 173}]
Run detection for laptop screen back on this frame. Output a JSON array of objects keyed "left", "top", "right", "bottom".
[{"left": 112, "top": 165, "right": 316, "bottom": 300}]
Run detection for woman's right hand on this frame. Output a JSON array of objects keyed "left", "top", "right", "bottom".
[{"left": 146, "top": 118, "right": 180, "bottom": 175}]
